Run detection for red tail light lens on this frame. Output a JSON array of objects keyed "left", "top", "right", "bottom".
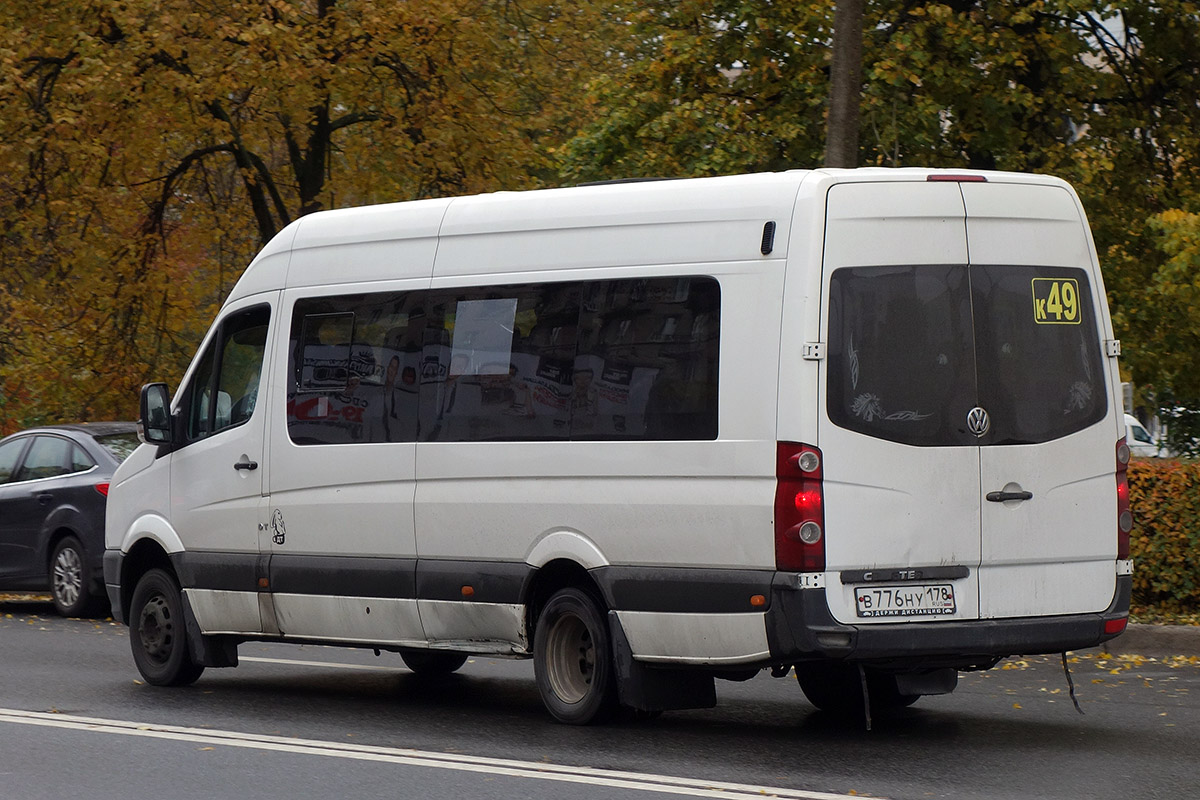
[
  {"left": 1116, "top": 438, "right": 1131, "bottom": 559},
  {"left": 94, "top": 482, "right": 110, "bottom": 497},
  {"left": 775, "top": 442, "right": 825, "bottom": 572}
]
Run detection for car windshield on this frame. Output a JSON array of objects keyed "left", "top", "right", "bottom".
[{"left": 94, "top": 432, "right": 140, "bottom": 462}]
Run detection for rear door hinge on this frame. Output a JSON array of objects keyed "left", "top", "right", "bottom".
[
  {"left": 1105, "top": 339, "right": 1121, "bottom": 357},
  {"left": 802, "top": 342, "right": 825, "bottom": 361}
]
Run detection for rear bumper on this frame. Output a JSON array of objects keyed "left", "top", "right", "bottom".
[{"left": 766, "top": 573, "right": 1132, "bottom": 668}]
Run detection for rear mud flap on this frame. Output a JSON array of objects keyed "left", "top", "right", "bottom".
[{"left": 607, "top": 611, "right": 716, "bottom": 713}]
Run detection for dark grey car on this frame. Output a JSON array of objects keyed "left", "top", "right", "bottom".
[{"left": 0, "top": 422, "right": 139, "bottom": 616}]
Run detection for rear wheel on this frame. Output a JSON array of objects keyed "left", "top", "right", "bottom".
[
  {"left": 795, "top": 661, "right": 918, "bottom": 715},
  {"left": 129, "top": 568, "right": 204, "bottom": 687},
  {"left": 50, "top": 536, "right": 100, "bottom": 618},
  {"left": 534, "top": 587, "right": 617, "bottom": 725},
  {"left": 400, "top": 650, "right": 469, "bottom": 676}
]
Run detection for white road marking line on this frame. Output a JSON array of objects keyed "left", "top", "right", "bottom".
[{"left": 0, "top": 709, "right": 879, "bottom": 800}]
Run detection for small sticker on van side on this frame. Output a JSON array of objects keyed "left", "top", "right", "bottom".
[{"left": 1032, "top": 278, "right": 1081, "bottom": 325}]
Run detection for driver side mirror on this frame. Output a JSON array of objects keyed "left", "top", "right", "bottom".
[{"left": 139, "top": 382, "right": 174, "bottom": 445}]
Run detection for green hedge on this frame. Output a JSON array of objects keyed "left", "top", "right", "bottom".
[{"left": 1128, "top": 460, "right": 1200, "bottom": 615}]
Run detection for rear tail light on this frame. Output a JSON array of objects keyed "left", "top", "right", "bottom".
[
  {"left": 94, "top": 482, "right": 110, "bottom": 497},
  {"left": 775, "top": 442, "right": 825, "bottom": 572},
  {"left": 1115, "top": 439, "right": 1132, "bottom": 559}
]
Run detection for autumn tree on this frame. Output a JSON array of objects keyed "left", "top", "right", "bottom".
[{"left": 0, "top": 0, "right": 610, "bottom": 431}]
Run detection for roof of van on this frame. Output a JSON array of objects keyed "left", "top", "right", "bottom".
[{"left": 224, "top": 168, "right": 1075, "bottom": 303}]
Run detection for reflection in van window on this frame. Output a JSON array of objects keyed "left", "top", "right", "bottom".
[
  {"left": 186, "top": 305, "right": 271, "bottom": 440},
  {"left": 827, "top": 265, "right": 1106, "bottom": 447},
  {"left": 285, "top": 277, "right": 720, "bottom": 446},
  {"left": 288, "top": 293, "right": 420, "bottom": 445},
  {"left": 827, "top": 265, "right": 977, "bottom": 447},
  {"left": 972, "top": 265, "right": 1106, "bottom": 444}
]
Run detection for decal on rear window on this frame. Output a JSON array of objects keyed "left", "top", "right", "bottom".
[{"left": 1031, "top": 278, "right": 1081, "bottom": 325}]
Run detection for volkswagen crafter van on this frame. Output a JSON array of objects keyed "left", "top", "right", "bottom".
[{"left": 105, "top": 168, "right": 1133, "bottom": 724}]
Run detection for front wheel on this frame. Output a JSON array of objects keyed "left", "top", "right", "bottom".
[
  {"left": 534, "top": 587, "right": 617, "bottom": 725},
  {"left": 129, "top": 568, "right": 204, "bottom": 687}
]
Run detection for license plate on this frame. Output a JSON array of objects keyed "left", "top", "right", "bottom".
[{"left": 854, "top": 584, "right": 956, "bottom": 618}]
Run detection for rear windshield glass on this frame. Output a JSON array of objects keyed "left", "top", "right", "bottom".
[
  {"left": 94, "top": 432, "right": 141, "bottom": 463},
  {"left": 827, "top": 265, "right": 1106, "bottom": 447}
]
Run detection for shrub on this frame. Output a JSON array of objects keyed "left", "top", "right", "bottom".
[{"left": 1128, "top": 459, "right": 1200, "bottom": 615}]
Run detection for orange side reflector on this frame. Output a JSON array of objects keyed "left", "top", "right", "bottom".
[
  {"left": 461, "top": 585, "right": 475, "bottom": 598},
  {"left": 257, "top": 578, "right": 269, "bottom": 589},
  {"left": 750, "top": 594, "right": 766, "bottom": 607}
]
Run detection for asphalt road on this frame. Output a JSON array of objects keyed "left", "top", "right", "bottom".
[{"left": 2, "top": 597, "right": 1197, "bottom": 800}]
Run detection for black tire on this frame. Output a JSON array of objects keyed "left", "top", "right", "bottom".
[
  {"left": 795, "top": 661, "right": 918, "bottom": 715},
  {"left": 533, "top": 587, "right": 617, "bottom": 725},
  {"left": 129, "top": 568, "right": 204, "bottom": 687},
  {"left": 50, "top": 536, "right": 100, "bottom": 618},
  {"left": 400, "top": 650, "right": 469, "bottom": 675}
]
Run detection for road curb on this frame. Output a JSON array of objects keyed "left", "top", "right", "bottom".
[{"left": 1083, "top": 623, "right": 1200, "bottom": 659}]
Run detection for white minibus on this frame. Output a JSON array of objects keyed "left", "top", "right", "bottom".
[{"left": 106, "top": 168, "right": 1133, "bottom": 724}]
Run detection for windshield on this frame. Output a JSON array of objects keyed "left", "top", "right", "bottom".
[{"left": 827, "top": 264, "right": 1107, "bottom": 447}]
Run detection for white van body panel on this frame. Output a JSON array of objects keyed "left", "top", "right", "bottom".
[
  {"left": 963, "top": 181, "right": 1119, "bottom": 618},
  {"left": 186, "top": 589, "right": 264, "bottom": 635},
  {"left": 415, "top": 600, "right": 526, "bottom": 652},
  {"left": 435, "top": 174, "right": 797, "bottom": 275},
  {"left": 524, "top": 530, "right": 610, "bottom": 570},
  {"left": 615, "top": 611, "right": 771, "bottom": 665},
  {"left": 270, "top": 594, "right": 426, "bottom": 647},
  {"left": 267, "top": 279, "right": 428, "bottom": 645},
  {"left": 821, "top": 179, "right": 969, "bottom": 268},
  {"left": 816, "top": 178, "right": 983, "bottom": 623},
  {"left": 284, "top": 198, "right": 449, "bottom": 289}
]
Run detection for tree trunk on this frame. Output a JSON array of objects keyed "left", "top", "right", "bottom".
[{"left": 824, "top": 0, "right": 865, "bottom": 169}]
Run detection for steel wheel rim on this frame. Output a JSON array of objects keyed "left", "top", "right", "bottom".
[
  {"left": 545, "top": 612, "right": 595, "bottom": 704},
  {"left": 52, "top": 546, "right": 83, "bottom": 608},
  {"left": 137, "top": 594, "right": 174, "bottom": 665}
]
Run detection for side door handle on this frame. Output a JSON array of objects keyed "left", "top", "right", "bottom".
[
  {"left": 986, "top": 490, "right": 1033, "bottom": 502},
  {"left": 234, "top": 459, "right": 259, "bottom": 471},
  {"left": 35, "top": 493, "right": 54, "bottom": 505}
]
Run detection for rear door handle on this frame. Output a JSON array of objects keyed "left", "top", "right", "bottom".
[
  {"left": 234, "top": 459, "right": 258, "bottom": 471},
  {"left": 986, "top": 490, "right": 1033, "bottom": 502}
]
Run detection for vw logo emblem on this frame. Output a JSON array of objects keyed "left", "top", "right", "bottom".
[{"left": 966, "top": 407, "right": 990, "bottom": 438}]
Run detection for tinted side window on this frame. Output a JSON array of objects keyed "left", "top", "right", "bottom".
[
  {"left": 827, "top": 265, "right": 977, "bottom": 447},
  {"left": 424, "top": 284, "right": 579, "bottom": 442},
  {"left": 0, "top": 439, "right": 28, "bottom": 483},
  {"left": 288, "top": 293, "right": 420, "bottom": 445},
  {"left": 18, "top": 436, "right": 72, "bottom": 481},
  {"left": 286, "top": 277, "right": 720, "bottom": 445},
  {"left": 973, "top": 266, "right": 1106, "bottom": 444},
  {"left": 71, "top": 445, "right": 95, "bottom": 473},
  {"left": 186, "top": 305, "right": 271, "bottom": 441},
  {"left": 575, "top": 277, "right": 720, "bottom": 440}
]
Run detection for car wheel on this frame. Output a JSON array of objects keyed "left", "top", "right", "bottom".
[
  {"left": 50, "top": 536, "right": 96, "bottom": 618},
  {"left": 533, "top": 587, "right": 617, "bottom": 725},
  {"left": 400, "top": 650, "right": 469, "bottom": 676},
  {"left": 129, "top": 568, "right": 204, "bottom": 687}
]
